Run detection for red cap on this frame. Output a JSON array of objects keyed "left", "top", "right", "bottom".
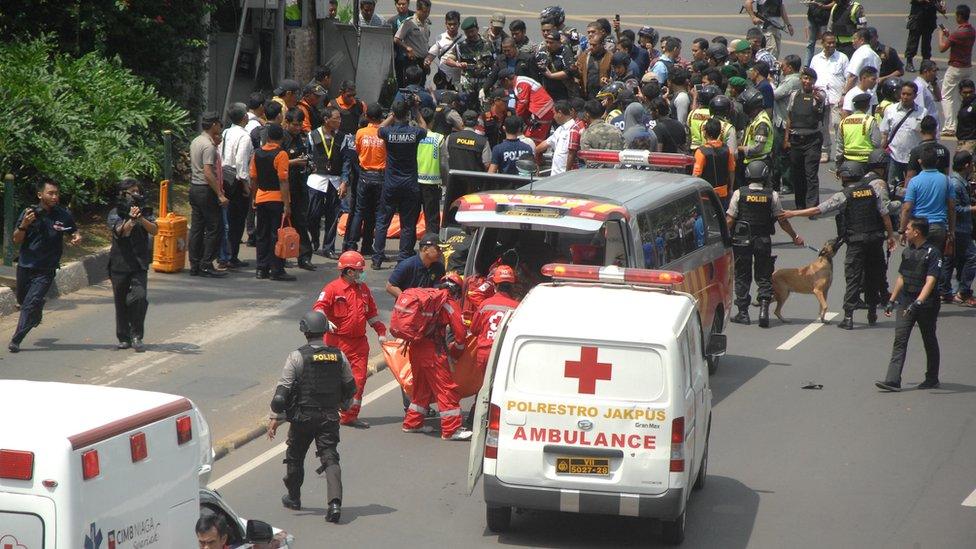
[{"left": 491, "top": 265, "right": 516, "bottom": 284}]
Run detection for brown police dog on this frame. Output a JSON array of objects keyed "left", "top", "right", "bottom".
[{"left": 771, "top": 238, "right": 844, "bottom": 323}]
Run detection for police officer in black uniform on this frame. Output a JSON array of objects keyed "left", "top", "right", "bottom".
[
  {"left": 784, "top": 160, "right": 898, "bottom": 329},
  {"left": 268, "top": 310, "right": 356, "bottom": 522},
  {"left": 283, "top": 108, "right": 316, "bottom": 269},
  {"left": 444, "top": 110, "right": 490, "bottom": 226},
  {"left": 726, "top": 161, "right": 805, "bottom": 327},
  {"left": 785, "top": 67, "right": 827, "bottom": 209},
  {"left": 876, "top": 217, "right": 943, "bottom": 392}
]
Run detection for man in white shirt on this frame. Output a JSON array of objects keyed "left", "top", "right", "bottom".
[
  {"left": 425, "top": 11, "right": 462, "bottom": 88},
  {"left": 536, "top": 102, "right": 575, "bottom": 175},
  {"left": 810, "top": 32, "right": 849, "bottom": 160},
  {"left": 842, "top": 65, "right": 878, "bottom": 115},
  {"left": 244, "top": 93, "right": 265, "bottom": 136},
  {"left": 881, "top": 81, "right": 928, "bottom": 188},
  {"left": 914, "top": 60, "right": 942, "bottom": 132},
  {"left": 844, "top": 29, "right": 880, "bottom": 95},
  {"left": 219, "top": 103, "right": 254, "bottom": 269}
]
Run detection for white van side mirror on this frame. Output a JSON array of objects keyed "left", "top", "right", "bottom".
[{"left": 705, "top": 334, "right": 727, "bottom": 357}]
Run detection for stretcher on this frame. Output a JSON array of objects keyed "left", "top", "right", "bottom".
[
  {"left": 381, "top": 337, "right": 483, "bottom": 399},
  {"left": 336, "top": 212, "right": 426, "bottom": 238}
]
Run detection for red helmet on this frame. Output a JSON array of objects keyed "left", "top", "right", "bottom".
[
  {"left": 337, "top": 250, "right": 366, "bottom": 270},
  {"left": 491, "top": 265, "right": 516, "bottom": 284},
  {"left": 441, "top": 272, "right": 464, "bottom": 288}
]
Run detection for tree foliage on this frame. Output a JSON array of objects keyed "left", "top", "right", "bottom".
[{"left": 0, "top": 37, "right": 188, "bottom": 207}]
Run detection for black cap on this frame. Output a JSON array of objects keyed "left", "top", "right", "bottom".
[
  {"left": 462, "top": 110, "right": 480, "bottom": 126},
  {"left": 497, "top": 67, "right": 515, "bottom": 80},
  {"left": 419, "top": 234, "right": 442, "bottom": 248},
  {"left": 852, "top": 93, "right": 872, "bottom": 106},
  {"left": 275, "top": 78, "right": 300, "bottom": 96}
]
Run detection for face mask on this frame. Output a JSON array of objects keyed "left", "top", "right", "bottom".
[{"left": 357, "top": 270, "right": 368, "bottom": 283}]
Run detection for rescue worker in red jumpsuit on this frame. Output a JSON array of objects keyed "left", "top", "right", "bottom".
[
  {"left": 402, "top": 273, "right": 473, "bottom": 441},
  {"left": 463, "top": 265, "right": 520, "bottom": 429},
  {"left": 497, "top": 68, "right": 555, "bottom": 144},
  {"left": 313, "top": 251, "right": 387, "bottom": 428},
  {"left": 462, "top": 248, "right": 519, "bottom": 323}
]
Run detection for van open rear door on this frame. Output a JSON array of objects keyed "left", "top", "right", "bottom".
[
  {"left": 443, "top": 170, "right": 530, "bottom": 231},
  {"left": 467, "top": 310, "right": 514, "bottom": 495}
]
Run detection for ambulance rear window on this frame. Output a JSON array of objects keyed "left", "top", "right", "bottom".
[
  {"left": 0, "top": 511, "right": 45, "bottom": 547},
  {"left": 510, "top": 340, "right": 666, "bottom": 401}
]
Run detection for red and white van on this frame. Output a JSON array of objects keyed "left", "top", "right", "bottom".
[
  {"left": 0, "top": 380, "right": 292, "bottom": 548},
  {"left": 468, "top": 265, "right": 723, "bottom": 544}
]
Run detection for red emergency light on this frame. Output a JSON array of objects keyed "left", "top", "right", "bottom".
[
  {"left": 176, "top": 415, "right": 192, "bottom": 445},
  {"left": 0, "top": 449, "right": 34, "bottom": 480},
  {"left": 130, "top": 432, "right": 148, "bottom": 463},
  {"left": 577, "top": 149, "right": 695, "bottom": 168},
  {"left": 81, "top": 449, "right": 99, "bottom": 480},
  {"left": 541, "top": 263, "right": 684, "bottom": 286}
]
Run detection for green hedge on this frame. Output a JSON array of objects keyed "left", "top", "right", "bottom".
[{"left": 0, "top": 37, "right": 187, "bottom": 208}]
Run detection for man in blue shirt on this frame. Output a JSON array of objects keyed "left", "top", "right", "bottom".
[
  {"left": 373, "top": 99, "right": 428, "bottom": 270},
  {"left": 940, "top": 150, "right": 976, "bottom": 304},
  {"left": 750, "top": 60, "right": 775, "bottom": 110},
  {"left": 9, "top": 180, "right": 81, "bottom": 352},
  {"left": 488, "top": 116, "right": 534, "bottom": 175},
  {"left": 900, "top": 145, "right": 956, "bottom": 253},
  {"left": 649, "top": 37, "right": 680, "bottom": 84}
]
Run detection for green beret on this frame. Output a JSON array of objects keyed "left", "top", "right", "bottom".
[
  {"left": 720, "top": 65, "right": 738, "bottom": 78},
  {"left": 461, "top": 16, "right": 478, "bottom": 30},
  {"left": 728, "top": 76, "right": 749, "bottom": 89},
  {"left": 734, "top": 40, "right": 752, "bottom": 53}
]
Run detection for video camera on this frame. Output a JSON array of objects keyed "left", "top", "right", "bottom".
[{"left": 116, "top": 190, "right": 152, "bottom": 220}]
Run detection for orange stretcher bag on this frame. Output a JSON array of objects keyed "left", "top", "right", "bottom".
[
  {"left": 275, "top": 215, "right": 300, "bottom": 259},
  {"left": 381, "top": 336, "right": 484, "bottom": 399},
  {"left": 337, "top": 212, "right": 426, "bottom": 238}
]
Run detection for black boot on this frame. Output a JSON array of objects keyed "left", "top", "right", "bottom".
[
  {"left": 838, "top": 312, "right": 854, "bottom": 330},
  {"left": 758, "top": 299, "right": 770, "bottom": 328},
  {"left": 867, "top": 306, "right": 878, "bottom": 326},
  {"left": 730, "top": 309, "right": 750, "bottom": 325},
  {"left": 326, "top": 499, "right": 341, "bottom": 523},
  {"left": 281, "top": 494, "right": 301, "bottom": 510}
]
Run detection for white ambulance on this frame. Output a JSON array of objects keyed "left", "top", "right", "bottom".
[
  {"left": 467, "top": 264, "right": 724, "bottom": 545},
  {"left": 0, "top": 380, "right": 293, "bottom": 548}
]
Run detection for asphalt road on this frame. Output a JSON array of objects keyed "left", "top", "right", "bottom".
[{"left": 4, "top": 1, "right": 976, "bottom": 546}]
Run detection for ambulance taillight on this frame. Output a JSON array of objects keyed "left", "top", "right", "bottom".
[
  {"left": 669, "top": 417, "right": 685, "bottom": 473},
  {"left": 130, "top": 432, "right": 148, "bottom": 462},
  {"left": 0, "top": 449, "right": 34, "bottom": 480},
  {"left": 485, "top": 404, "right": 501, "bottom": 459},
  {"left": 82, "top": 449, "right": 100, "bottom": 480},
  {"left": 176, "top": 414, "right": 193, "bottom": 445}
]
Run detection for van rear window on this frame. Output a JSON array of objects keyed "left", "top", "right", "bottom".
[
  {"left": 0, "top": 511, "right": 44, "bottom": 547},
  {"left": 511, "top": 340, "right": 665, "bottom": 401}
]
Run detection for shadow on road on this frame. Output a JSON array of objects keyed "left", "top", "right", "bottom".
[
  {"left": 23, "top": 337, "right": 203, "bottom": 355},
  {"left": 711, "top": 354, "right": 771, "bottom": 406},
  {"left": 486, "top": 476, "right": 759, "bottom": 548}
]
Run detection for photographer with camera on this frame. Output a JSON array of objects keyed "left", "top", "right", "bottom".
[
  {"left": 107, "top": 179, "right": 157, "bottom": 352},
  {"left": 9, "top": 180, "right": 81, "bottom": 353}
]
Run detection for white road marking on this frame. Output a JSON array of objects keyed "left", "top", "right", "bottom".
[
  {"left": 776, "top": 313, "right": 839, "bottom": 351},
  {"left": 963, "top": 487, "right": 976, "bottom": 507},
  {"left": 94, "top": 297, "right": 303, "bottom": 385},
  {"left": 207, "top": 377, "right": 400, "bottom": 491}
]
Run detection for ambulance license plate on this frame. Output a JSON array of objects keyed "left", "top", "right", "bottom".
[{"left": 556, "top": 457, "right": 610, "bottom": 476}]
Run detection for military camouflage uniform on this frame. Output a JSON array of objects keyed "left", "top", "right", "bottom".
[{"left": 447, "top": 36, "right": 496, "bottom": 103}]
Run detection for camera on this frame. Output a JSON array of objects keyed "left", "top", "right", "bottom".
[
  {"left": 398, "top": 88, "right": 422, "bottom": 109},
  {"left": 117, "top": 190, "right": 151, "bottom": 220}
]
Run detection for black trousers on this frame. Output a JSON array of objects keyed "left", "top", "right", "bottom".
[
  {"left": 884, "top": 302, "right": 940, "bottom": 384},
  {"left": 189, "top": 184, "right": 221, "bottom": 269},
  {"left": 843, "top": 237, "right": 885, "bottom": 313},
  {"left": 255, "top": 201, "right": 285, "bottom": 274},
  {"left": 789, "top": 133, "right": 823, "bottom": 209},
  {"left": 308, "top": 184, "right": 343, "bottom": 255},
  {"left": 733, "top": 237, "right": 774, "bottom": 310},
  {"left": 420, "top": 184, "right": 442, "bottom": 237},
  {"left": 110, "top": 269, "right": 148, "bottom": 342},
  {"left": 290, "top": 183, "right": 313, "bottom": 263},
  {"left": 905, "top": 24, "right": 936, "bottom": 62},
  {"left": 12, "top": 266, "right": 55, "bottom": 344},
  {"left": 283, "top": 408, "right": 343, "bottom": 505},
  {"left": 342, "top": 165, "right": 360, "bottom": 251},
  {"left": 349, "top": 171, "right": 382, "bottom": 254},
  {"left": 226, "top": 181, "right": 249, "bottom": 261},
  {"left": 373, "top": 183, "right": 421, "bottom": 262}
]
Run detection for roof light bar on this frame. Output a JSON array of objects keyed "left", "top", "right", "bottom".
[
  {"left": 577, "top": 149, "right": 695, "bottom": 168},
  {"left": 541, "top": 263, "right": 684, "bottom": 286}
]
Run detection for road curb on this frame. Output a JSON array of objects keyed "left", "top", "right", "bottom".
[
  {"left": 212, "top": 350, "right": 389, "bottom": 461},
  {"left": 0, "top": 247, "right": 111, "bottom": 318}
]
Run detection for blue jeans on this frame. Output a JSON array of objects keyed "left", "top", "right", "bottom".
[
  {"left": 940, "top": 232, "right": 976, "bottom": 298},
  {"left": 372, "top": 182, "right": 421, "bottom": 262},
  {"left": 218, "top": 205, "right": 231, "bottom": 262}
]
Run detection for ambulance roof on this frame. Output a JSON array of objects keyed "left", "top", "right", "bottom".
[
  {"left": 523, "top": 169, "right": 708, "bottom": 210},
  {"left": 510, "top": 283, "right": 695, "bottom": 344},
  {"left": 0, "top": 380, "right": 189, "bottom": 450}
]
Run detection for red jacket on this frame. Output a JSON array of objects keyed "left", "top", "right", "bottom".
[
  {"left": 469, "top": 292, "right": 520, "bottom": 363},
  {"left": 438, "top": 297, "right": 467, "bottom": 360},
  {"left": 312, "top": 277, "right": 379, "bottom": 339},
  {"left": 513, "top": 76, "right": 555, "bottom": 122}
]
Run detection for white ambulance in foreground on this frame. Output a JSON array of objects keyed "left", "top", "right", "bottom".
[
  {"left": 0, "top": 380, "right": 293, "bottom": 548},
  {"left": 468, "top": 264, "right": 723, "bottom": 545}
]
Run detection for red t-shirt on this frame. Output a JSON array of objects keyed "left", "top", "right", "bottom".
[{"left": 948, "top": 22, "right": 975, "bottom": 68}]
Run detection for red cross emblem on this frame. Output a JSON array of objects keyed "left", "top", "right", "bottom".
[{"left": 564, "top": 346, "right": 612, "bottom": 394}]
